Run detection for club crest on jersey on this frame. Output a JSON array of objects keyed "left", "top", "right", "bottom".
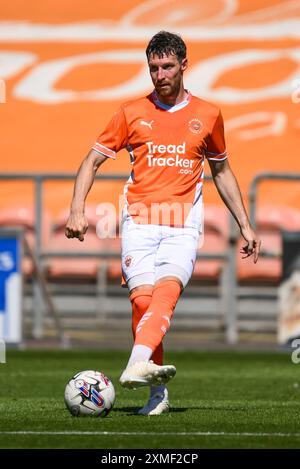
[{"left": 188, "top": 118, "right": 203, "bottom": 134}]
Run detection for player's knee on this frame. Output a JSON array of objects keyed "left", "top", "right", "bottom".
[
  {"left": 130, "top": 289, "right": 153, "bottom": 313},
  {"left": 153, "top": 280, "right": 181, "bottom": 310}
]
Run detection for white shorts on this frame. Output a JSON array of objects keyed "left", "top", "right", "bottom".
[{"left": 121, "top": 216, "right": 200, "bottom": 291}]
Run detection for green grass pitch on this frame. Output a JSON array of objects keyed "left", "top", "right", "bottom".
[{"left": 0, "top": 349, "right": 299, "bottom": 449}]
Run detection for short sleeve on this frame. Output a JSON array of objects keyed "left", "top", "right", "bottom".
[
  {"left": 205, "top": 111, "right": 227, "bottom": 161},
  {"left": 92, "top": 107, "right": 128, "bottom": 159}
]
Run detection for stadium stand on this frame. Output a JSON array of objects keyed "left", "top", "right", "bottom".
[
  {"left": 0, "top": 205, "right": 51, "bottom": 277},
  {"left": 1, "top": 0, "right": 300, "bottom": 346},
  {"left": 203, "top": 204, "right": 230, "bottom": 237},
  {"left": 256, "top": 205, "right": 300, "bottom": 231},
  {"left": 45, "top": 232, "right": 104, "bottom": 280},
  {"left": 192, "top": 205, "right": 229, "bottom": 282},
  {"left": 237, "top": 205, "right": 300, "bottom": 284},
  {"left": 106, "top": 232, "right": 122, "bottom": 283},
  {"left": 46, "top": 204, "right": 105, "bottom": 280}
]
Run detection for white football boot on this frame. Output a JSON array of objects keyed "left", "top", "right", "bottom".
[
  {"left": 119, "top": 360, "right": 176, "bottom": 390},
  {"left": 138, "top": 388, "right": 169, "bottom": 416}
]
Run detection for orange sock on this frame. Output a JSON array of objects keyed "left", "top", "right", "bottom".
[
  {"left": 130, "top": 289, "right": 163, "bottom": 365},
  {"left": 134, "top": 280, "right": 181, "bottom": 352}
]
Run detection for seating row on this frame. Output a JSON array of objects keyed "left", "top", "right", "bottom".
[{"left": 1, "top": 204, "right": 300, "bottom": 284}]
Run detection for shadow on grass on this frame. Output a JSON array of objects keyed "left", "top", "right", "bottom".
[
  {"left": 113, "top": 404, "right": 251, "bottom": 415},
  {"left": 113, "top": 406, "right": 188, "bottom": 415}
]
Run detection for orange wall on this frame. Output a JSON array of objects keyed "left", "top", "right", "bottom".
[{"left": 0, "top": 0, "right": 299, "bottom": 216}]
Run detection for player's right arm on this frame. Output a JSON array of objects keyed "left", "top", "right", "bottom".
[
  {"left": 65, "top": 150, "right": 108, "bottom": 241},
  {"left": 66, "top": 106, "right": 128, "bottom": 241}
]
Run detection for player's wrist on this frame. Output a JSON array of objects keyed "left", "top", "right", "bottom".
[
  {"left": 239, "top": 219, "right": 251, "bottom": 231},
  {"left": 70, "top": 203, "right": 85, "bottom": 215}
]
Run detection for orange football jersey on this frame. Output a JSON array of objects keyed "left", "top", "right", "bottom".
[{"left": 93, "top": 91, "right": 227, "bottom": 229}]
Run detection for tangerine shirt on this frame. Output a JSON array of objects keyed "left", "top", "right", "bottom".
[{"left": 93, "top": 91, "right": 227, "bottom": 230}]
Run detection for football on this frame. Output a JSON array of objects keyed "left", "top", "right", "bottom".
[{"left": 64, "top": 370, "right": 115, "bottom": 417}]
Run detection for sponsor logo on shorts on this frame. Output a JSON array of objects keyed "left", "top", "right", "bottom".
[{"left": 188, "top": 118, "right": 203, "bottom": 134}]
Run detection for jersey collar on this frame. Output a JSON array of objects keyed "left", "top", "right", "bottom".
[{"left": 151, "top": 90, "right": 191, "bottom": 113}]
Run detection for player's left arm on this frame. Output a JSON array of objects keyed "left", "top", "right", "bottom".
[{"left": 208, "top": 158, "right": 261, "bottom": 263}]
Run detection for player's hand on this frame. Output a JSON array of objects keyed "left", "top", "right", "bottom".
[
  {"left": 240, "top": 225, "right": 261, "bottom": 263},
  {"left": 65, "top": 211, "right": 88, "bottom": 242}
]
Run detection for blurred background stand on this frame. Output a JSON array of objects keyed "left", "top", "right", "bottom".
[
  {"left": 0, "top": 227, "right": 23, "bottom": 348},
  {"left": 278, "top": 231, "right": 300, "bottom": 344}
]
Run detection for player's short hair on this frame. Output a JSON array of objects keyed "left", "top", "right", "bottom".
[{"left": 146, "top": 31, "right": 187, "bottom": 63}]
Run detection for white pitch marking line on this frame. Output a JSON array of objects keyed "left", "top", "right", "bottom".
[{"left": 0, "top": 431, "right": 300, "bottom": 437}]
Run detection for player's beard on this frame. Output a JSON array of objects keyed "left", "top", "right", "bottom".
[
  {"left": 156, "top": 85, "right": 171, "bottom": 97},
  {"left": 155, "top": 79, "right": 181, "bottom": 100}
]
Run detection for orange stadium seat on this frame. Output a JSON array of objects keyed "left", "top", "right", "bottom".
[
  {"left": 192, "top": 205, "right": 229, "bottom": 282},
  {"left": 203, "top": 204, "right": 230, "bottom": 237},
  {"left": 0, "top": 205, "right": 51, "bottom": 277},
  {"left": 237, "top": 205, "right": 300, "bottom": 284},
  {"left": 106, "top": 234, "right": 122, "bottom": 282},
  {"left": 237, "top": 231, "right": 282, "bottom": 283},
  {"left": 193, "top": 232, "right": 228, "bottom": 282},
  {"left": 256, "top": 205, "right": 300, "bottom": 231},
  {"left": 46, "top": 204, "right": 108, "bottom": 280},
  {"left": 45, "top": 231, "right": 105, "bottom": 280},
  {"left": 95, "top": 208, "right": 122, "bottom": 282}
]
